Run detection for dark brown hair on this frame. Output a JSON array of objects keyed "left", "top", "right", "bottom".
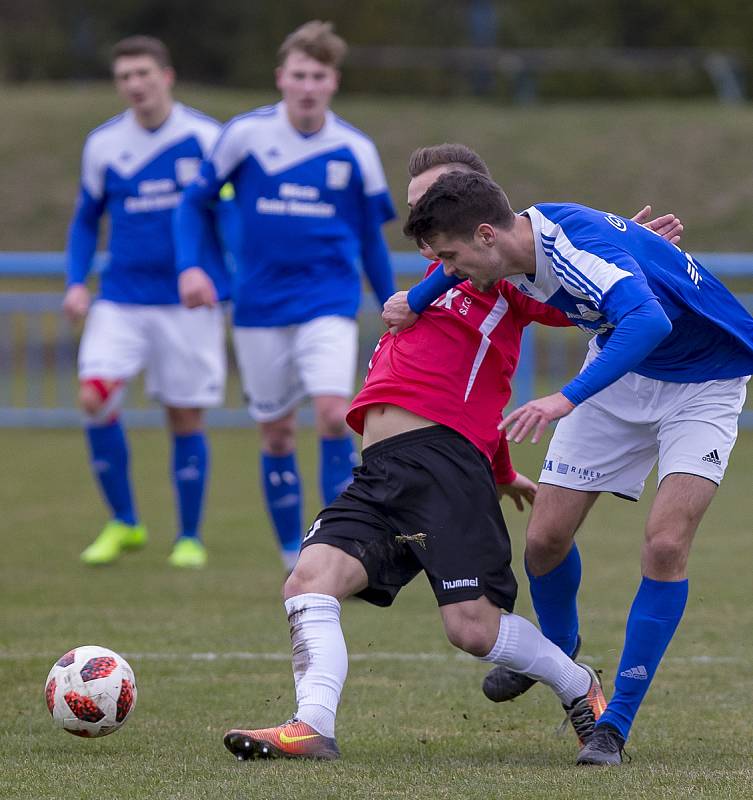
[
  {"left": 404, "top": 171, "right": 515, "bottom": 245},
  {"left": 111, "top": 36, "right": 172, "bottom": 69},
  {"left": 408, "top": 144, "right": 491, "bottom": 178}
]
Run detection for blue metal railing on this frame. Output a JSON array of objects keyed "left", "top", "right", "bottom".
[{"left": 0, "top": 251, "right": 751, "bottom": 428}]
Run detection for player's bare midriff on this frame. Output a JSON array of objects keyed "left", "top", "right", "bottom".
[{"left": 362, "top": 403, "right": 438, "bottom": 449}]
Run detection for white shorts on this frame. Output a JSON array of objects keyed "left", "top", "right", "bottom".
[
  {"left": 233, "top": 316, "right": 358, "bottom": 422},
  {"left": 78, "top": 300, "right": 226, "bottom": 408},
  {"left": 540, "top": 341, "right": 749, "bottom": 499}
]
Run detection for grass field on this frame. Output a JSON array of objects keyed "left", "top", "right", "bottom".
[
  {"left": 2, "top": 426, "right": 753, "bottom": 799},
  {"left": 3, "top": 83, "right": 753, "bottom": 253}
]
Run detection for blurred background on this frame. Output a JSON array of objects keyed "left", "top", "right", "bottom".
[{"left": 1, "top": 0, "right": 752, "bottom": 425}]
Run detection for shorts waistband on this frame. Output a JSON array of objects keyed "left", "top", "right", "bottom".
[{"left": 361, "top": 424, "right": 464, "bottom": 462}]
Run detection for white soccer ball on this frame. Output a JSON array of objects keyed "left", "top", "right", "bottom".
[{"left": 44, "top": 645, "right": 137, "bottom": 737}]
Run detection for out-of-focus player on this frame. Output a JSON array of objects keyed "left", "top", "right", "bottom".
[
  {"left": 63, "top": 36, "right": 229, "bottom": 568},
  {"left": 403, "top": 169, "right": 753, "bottom": 765},
  {"left": 175, "top": 21, "right": 396, "bottom": 571}
]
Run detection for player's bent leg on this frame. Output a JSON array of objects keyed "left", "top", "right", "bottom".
[
  {"left": 225, "top": 545, "right": 367, "bottom": 761},
  {"left": 641, "top": 473, "right": 717, "bottom": 581},
  {"left": 259, "top": 413, "right": 303, "bottom": 571},
  {"left": 313, "top": 395, "right": 357, "bottom": 505},
  {"left": 445, "top": 598, "right": 606, "bottom": 747},
  {"left": 593, "top": 473, "right": 714, "bottom": 750},
  {"left": 79, "top": 379, "right": 146, "bottom": 565},
  {"left": 165, "top": 406, "right": 208, "bottom": 568},
  {"left": 483, "top": 487, "right": 596, "bottom": 702}
]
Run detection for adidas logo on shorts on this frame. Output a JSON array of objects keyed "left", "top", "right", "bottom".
[{"left": 702, "top": 449, "right": 722, "bottom": 465}]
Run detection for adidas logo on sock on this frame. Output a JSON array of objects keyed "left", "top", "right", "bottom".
[
  {"left": 620, "top": 665, "right": 648, "bottom": 680},
  {"left": 702, "top": 449, "right": 721, "bottom": 465}
]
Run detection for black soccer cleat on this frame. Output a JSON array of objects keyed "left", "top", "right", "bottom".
[
  {"left": 575, "top": 722, "right": 625, "bottom": 766},
  {"left": 482, "top": 634, "right": 581, "bottom": 703}
]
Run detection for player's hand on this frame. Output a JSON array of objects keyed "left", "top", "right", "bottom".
[
  {"left": 497, "top": 471, "right": 537, "bottom": 511},
  {"left": 500, "top": 392, "right": 575, "bottom": 444},
  {"left": 179, "top": 267, "right": 217, "bottom": 308},
  {"left": 381, "top": 291, "right": 419, "bottom": 335},
  {"left": 62, "top": 284, "right": 90, "bottom": 322},
  {"left": 631, "top": 205, "right": 684, "bottom": 245}
]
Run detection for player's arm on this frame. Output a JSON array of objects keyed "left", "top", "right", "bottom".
[
  {"left": 356, "top": 143, "right": 398, "bottom": 306},
  {"left": 174, "top": 120, "right": 245, "bottom": 307},
  {"left": 492, "top": 433, "right": 537, "bottom": 511},
  {"left": 360, "top": 206, "right": 397, "bottom": 306},
  {"left": 63, "top": 141, "right": 106, "bottom": 322},
  {"left": 502, "top": 252, "right": 673, "bottom": 444},
  {"left": 384, "top": 205, "right": 682, "bottom": 333},
  {"left": 381, "top": 267, "right": 461, "bottom": 332},
  {"left": 511, "top": 291, "right": 573, "bottom": 328},
  {"left": 174, "top": 159, "right": 224, "bottom": 308}
]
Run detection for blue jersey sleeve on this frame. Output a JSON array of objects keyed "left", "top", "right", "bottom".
[
  {"left": 174, "top": 160, "right": 223, "bottom": 272},
  {"left": 406, "top": 267, "right": 462, "bottom": 313},
  {"left": 66, "top": 188, "right": 104, "bottom": 286},
  {"left": 561, "top": 297, "right": 672, "bottom": 405},
  {"left": 360, "top": 193, "right": 396, "bottom": 306}
]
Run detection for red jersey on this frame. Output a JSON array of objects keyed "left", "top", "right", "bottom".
[{"left": 347, "top": 262, "right": 571, "bottom": 484}]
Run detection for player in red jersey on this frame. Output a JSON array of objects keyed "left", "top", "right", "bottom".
[
  {"left": 222, "top": 198, "right": 609, "bottom": 764},
  {"left": 222, "top": 145, "right": 679, "bottom": 763}
]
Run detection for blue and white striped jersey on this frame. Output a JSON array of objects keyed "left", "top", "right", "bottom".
[
  {"left": 175, "top": 101, "right": 396, "bottom": 327},
  {"left": 67, "top": 103, "right": 230, "bottom": 305},
  {"left": 513, "top": 203, "right": 753, "bottom": 383}
]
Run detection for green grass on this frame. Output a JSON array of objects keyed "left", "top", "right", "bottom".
[
  {"left": 2, "top": 427, "right": 753, "bottom": 798},
  {"left": 3, "top": 82, "right": 753, "bottom": 253}
]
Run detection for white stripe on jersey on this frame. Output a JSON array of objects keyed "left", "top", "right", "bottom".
[
  {"left": 210, "top": 102, "right": 388, "bottom": 194},
  {"left": 538, "top": 212, "right": 632, "bottom": 304},
  {"left": 464, "top": 294, "right": 509, "bottom": 401},
  {"left": 81, "top": 103, "right": 220, "bottom": 199}
]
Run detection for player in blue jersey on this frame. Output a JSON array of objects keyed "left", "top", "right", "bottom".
[
  {"left": 176, "top": 21, "right": 396, "bottom": 571},
  {"left": 402, "top": 170, "right": 753, "bottom": 765},
  {"left": 63, "top": 36, "right": 230, "bottom": 569}
]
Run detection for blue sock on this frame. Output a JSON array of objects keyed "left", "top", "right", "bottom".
[
  {"left": 172, "top": 432, "right": 208, "bottom": 540},
  {"left": 261, "top": 452, "right": 302, "bottom": 555},
  {"left": 319, "top": 435, "right": 357, "bottom": 504},
  {"left": 85, "top": 420, "right": 137, "bottom": 526},
  {"left": 598, "top": 576, "right": 688, "bottom": 741},
  {"left": 526, "top": 544, "right": 581, "bottom": 656}
]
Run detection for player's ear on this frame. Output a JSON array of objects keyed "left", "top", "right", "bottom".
[{"left": 477, "top": 223, "right": 496, "bottom": 246}]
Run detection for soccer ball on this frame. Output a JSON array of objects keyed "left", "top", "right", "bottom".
[{"left": 44, "top": 645, "right": 137, "bottom": 737}]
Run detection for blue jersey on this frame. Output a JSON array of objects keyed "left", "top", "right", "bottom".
[
  {"left": 513, "top": 203, "right": 753, "bottom": 384},
  {"left": 67, "top": 103, "right": 230, "bottom": 305},
  {"left": 175, "top": 101, "right": 396, "bottom": 327}
]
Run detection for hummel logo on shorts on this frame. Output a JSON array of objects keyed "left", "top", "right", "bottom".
[
  {"left": 702, "top": 449, "right": 722, "bottom": 465},
  {"left": 619, "top": 665, "right": 648, "bottom": 680}
]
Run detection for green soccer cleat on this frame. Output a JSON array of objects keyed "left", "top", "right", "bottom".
[
  {"left": 80, "top": 521, "right": 148, "bottom": 565},
  {"left": 168, "top": 537, "right": 207, "bottom": 568}
]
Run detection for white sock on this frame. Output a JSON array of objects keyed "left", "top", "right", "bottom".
[
  {"left": 479, "top": 613, "right": 591, "bottom": 706},
  {"left": 284, "top": 593, "right": 347, "bottom": 738}
]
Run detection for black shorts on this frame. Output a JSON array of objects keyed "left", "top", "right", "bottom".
[{"left": 301, "top": 425, "right": 517, "bottom": 610}]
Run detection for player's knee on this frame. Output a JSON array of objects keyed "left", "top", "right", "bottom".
[
  {"left": 166, "top": 406, "right": 203, "bottom": 435},
  {"left": 261, "top": 418, "right": 297, "bottom": 455},
  {"left": 79, "top": 379, "right": 125, "bottom": 423},
  {"left": 283, "top": 565, "right": 315, "bottom": 599},
  {"left": 525, "top": 528, "right": 572, "bottom": 575},
  {"left": 644, "top": 531, "right": 690, "bottom": 576},
  {"left": 314, "top": 399, "right": 348, "bottom": 437},
  {"left": 444, "top": 618, "right": 491, "bottom": 657}
]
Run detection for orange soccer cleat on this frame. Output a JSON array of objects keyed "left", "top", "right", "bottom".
[
  {"left": 562, "top": 664, "right": 608, "bottom": 747},
  {"left": 223, "top": 719, "right": 340, "bottom": 761}
]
